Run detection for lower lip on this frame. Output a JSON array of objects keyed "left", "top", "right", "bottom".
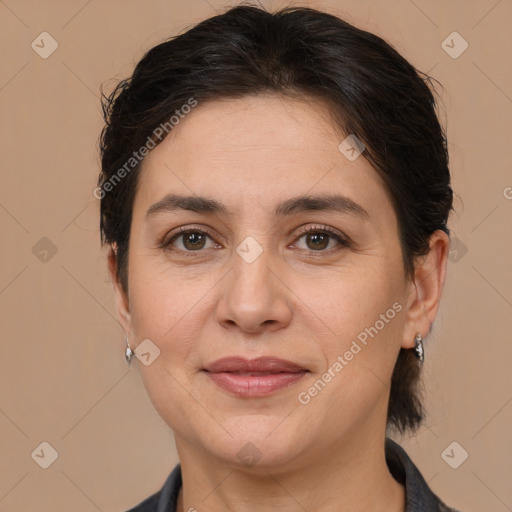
[{"left": 204, "top": 371, "right": 307, "bottom": 397}]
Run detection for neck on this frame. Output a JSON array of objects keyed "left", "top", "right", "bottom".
[{"left": 174, "top": 431, "right": 405, "bottom": 512}]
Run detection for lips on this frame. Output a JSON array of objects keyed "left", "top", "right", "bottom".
[
  {"left": 203, "top": 357, "right": 309, "bottom": 397},
  {"left": 204, "top": 356, "right": 307, "bottom": 374}
]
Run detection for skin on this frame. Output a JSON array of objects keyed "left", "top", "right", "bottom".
[{"left": 109, "top": 93, "right": 449, "bottom": 512}]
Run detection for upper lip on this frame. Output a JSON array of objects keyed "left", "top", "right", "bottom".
[{"left": 204, "top": 357, "right": 308, "bottom": 373}]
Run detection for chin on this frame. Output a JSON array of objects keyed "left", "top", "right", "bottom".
[{"left": 204, "top": 415, "right": 309, "bottom": 469}]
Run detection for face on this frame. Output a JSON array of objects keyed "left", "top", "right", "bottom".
[{"left": 113, "top": 93, "right": 425, "bottom": 470}]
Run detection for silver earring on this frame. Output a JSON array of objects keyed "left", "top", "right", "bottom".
[
  {"left": 414, "top": 332, "right": 424, "bottom": 363},
  {"left": 125, "top": 338, "right": 134, "bottom": 365}
]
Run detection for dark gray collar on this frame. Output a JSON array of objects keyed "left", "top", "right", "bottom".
[{"left": 384, "top": 437, "right": 456, "bottom": 511}]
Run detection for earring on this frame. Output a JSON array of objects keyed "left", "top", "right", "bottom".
[
  {"left": 414, "top": 332, "right": 424, "bottom": 363},
  {"left": 125, "top": 338, "right": 134, "bottom": 365}
]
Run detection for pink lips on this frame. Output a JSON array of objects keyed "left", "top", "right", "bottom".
[{"left": 203, "top": 357, "right": 308, "bottom": 397}]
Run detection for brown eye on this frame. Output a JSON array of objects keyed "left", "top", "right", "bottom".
[
  {"left": 163, "top": 227, "right": 219, "bottom": 253},
  {"left": 294, "top": 224, "right": 350, "bottom": 254},
  {"left": 305, "top": 232, "right": 329, "bottom": 250},
  {"left": 181, "top": 231, "right": 207, "bottom": 250}
]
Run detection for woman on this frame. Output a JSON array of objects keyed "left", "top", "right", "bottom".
[{"left": 98, "top": 5, "right": 461, "bottom": 511}]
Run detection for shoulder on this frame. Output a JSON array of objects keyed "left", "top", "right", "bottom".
[
  {"left": 385, "top": 438, "right": 463, "bottom": 512},
  {"left": 123, "top": 463, "right": 182, "bottom": 512}
]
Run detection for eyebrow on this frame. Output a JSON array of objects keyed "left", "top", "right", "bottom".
[{"left": 145, "top": 193, "right": 370, "bottom": 221}]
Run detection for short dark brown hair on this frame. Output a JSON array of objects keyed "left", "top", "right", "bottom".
[{"left": 98, "top": 4, "right": 454, "bottom": 434}]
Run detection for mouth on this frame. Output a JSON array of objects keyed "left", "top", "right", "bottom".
[
  {"left": 204, "top": 356, "right": 308, "bottom": 374},
  {"left": 203, "top": 357, "right": 309, "bottom": 397},
  {"left": 219, "top": 371, "right": 295, "bottom": 376}
]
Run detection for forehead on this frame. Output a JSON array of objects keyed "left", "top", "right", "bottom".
[
  {"left": 162, "top": 93, "right": 344, "bottom": 159},
  {"left": 134, "top": 94, "right": 394, "bottom": 225}
]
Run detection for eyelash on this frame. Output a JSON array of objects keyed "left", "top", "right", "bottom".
[{"left": 161, "top": 223, "right": 350, "bottom": 257}]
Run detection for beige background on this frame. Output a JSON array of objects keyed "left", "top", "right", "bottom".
[{"left": 1, "top": 0, "right": 511, "bottom": 510}]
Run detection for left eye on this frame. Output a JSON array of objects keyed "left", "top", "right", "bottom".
[{"left": 294, "top": 227, "right": 348, "bottom": 252}]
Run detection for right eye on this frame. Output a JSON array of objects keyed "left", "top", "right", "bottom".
[{"left": 162, "top": 226, "right": 221, "bottom": 253}]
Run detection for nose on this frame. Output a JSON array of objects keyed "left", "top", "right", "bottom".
[{"left": 215, "top": 248, "right": 293, "bottom": 334}]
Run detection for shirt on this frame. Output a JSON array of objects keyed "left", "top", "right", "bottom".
[{"left": 126, "top": 438, "right": 461, "bottom": 512}]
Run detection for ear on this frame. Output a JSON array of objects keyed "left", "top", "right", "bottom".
[
  {"left": 107, "top": 244, "right": 132, "bottom": 335},
  {"left": 401, "top": 230, "right": 450, "bottom": 349}
]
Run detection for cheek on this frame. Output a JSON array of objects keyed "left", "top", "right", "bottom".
[
  {"left": 127, "top": 262, "right": 218, "bottom": 388},
  {"left": 301, "top": 264, "right": 406, "bottom": 404},
  {"left": 128, "top": 256, "right": 203, "bottom": 339},
  {"left": 297, "top": 264, "right": 402, "bottom": 341}
]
